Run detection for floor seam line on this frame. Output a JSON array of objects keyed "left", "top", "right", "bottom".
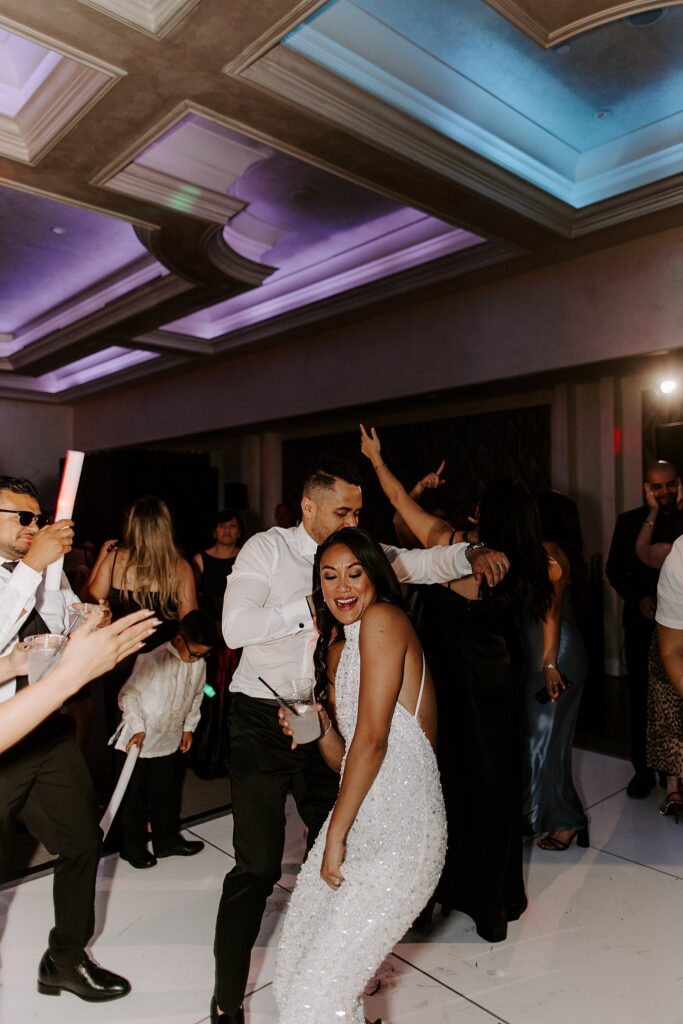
[
  {"left": 186, "top": 829, "right": 236, "bottom": 860},
  {"left": 596, "top": 845, "right": 683, "bottom": 880},
  {"left": 390, "top": 952, "right": 512, "bottom": 1023}
]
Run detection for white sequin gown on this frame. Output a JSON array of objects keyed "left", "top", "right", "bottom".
[{"left": 274, "top": 620, "right": 447, "bottom": 1024}]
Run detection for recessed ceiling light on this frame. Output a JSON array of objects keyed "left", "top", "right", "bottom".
[
  {"left": 594, "top": 109, "right": 613, "bottom": 121},
  {"left": 554, "top": 44, "right": 571, "bottom": 55},
  {"left": 51, "top": 226, "right": 66, "bottom": 235},
  {"left": 625, "top": 7, "right": 669, "bottom": 27},
  {"left": 288, "top": 188, "right": 319, "bottom": 203},
  {"left": 660, "top": 378, "right": 678, "bottom": 394}
]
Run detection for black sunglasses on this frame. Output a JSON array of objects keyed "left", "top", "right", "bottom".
[{"left": 0, "top": 508, "right": 53, "bottom": 528}]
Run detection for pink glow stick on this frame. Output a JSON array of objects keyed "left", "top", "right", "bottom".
[{"left": 44, "top": 450, "right": 85, "bottom": 591}]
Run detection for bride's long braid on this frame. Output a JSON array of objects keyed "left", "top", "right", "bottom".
[{"left": 311, "top": 573, "right": 342, "bottom": 702}]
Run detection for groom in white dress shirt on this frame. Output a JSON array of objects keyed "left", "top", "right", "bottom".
[{"left": 212, "top": 455, "right": 508, "bottom": 1022}]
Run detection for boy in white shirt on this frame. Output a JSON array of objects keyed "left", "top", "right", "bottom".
[{"left": 113, "top": 610, "right": 219, "bottom": 868}]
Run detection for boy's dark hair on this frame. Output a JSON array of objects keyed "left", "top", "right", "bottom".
[
  {"left": 302, "top": 455, "right": 362, "bottom": 498},
  {"left": 0, "top": 476, "right": 40, "bottom": 500},
  {"left": 179, "top": 610, "right": 220, "bottom": 649}
]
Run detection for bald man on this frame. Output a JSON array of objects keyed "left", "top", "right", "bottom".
[{"left": 607, "top": 461, "right": 683, "bottom": 798}]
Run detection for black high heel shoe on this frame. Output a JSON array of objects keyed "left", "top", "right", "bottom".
[
  {"left": 210, "top": 996, "right": 244, "bottom": 1023},
  {"left": 537, "top": 825, "right": 589, "bottom": 851}
]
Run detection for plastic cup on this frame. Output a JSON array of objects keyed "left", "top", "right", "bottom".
[
  {"left": 24, "top": 634, "right": 63, "bottom": 683},
  {"left": 282, "top": 677, "right": 321, "bottom": 744},
  {"left": 68, "top": 602, "right": 99, "bottom": 631}
]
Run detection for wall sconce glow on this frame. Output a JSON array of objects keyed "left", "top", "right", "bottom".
[{"left": 660, "top": 379, "right": 678, "bottom": 394}]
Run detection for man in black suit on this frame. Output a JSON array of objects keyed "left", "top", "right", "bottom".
[
  {"left": 0, "top": 475, "right": 130, "bottom": 1002},
  {"left": 606, "top": 461, "right": 683, "bottom": 798}
]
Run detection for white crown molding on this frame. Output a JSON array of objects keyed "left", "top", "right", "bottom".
[
  {"left": 106, "top": 162, "right": 247, "bottom": 224},
  {"left": 10, "top": 273, "right": 193, "bottom": 371},
  {"left": 484, "top": 0, "right": 683, "bottom": 48},
  {"left": 237, "top": 46, "right": 574, "bottom": 237},
  {"left": 222, "top": 0, "right": 329, "bottom": 75},
  {"left": 0, "top": 351, "right": 188, "bottom": 402},
  {"left": 0, "top": 20, "right": 124, "bottom": 166},
  {"left": 149, "top": 238, "right": 518, "bottom": 355},
  {"left": 2, "top": 256, "right": 166, "bottom": 356},
  {"left": 17, "top": 58, "right": 120, "bottom": 166},
  {"left": 131, "top": 330, "right": 214, "bottom": 354},
  {"left": 77, "top": 0, "right": 203, "bottom": 39}
]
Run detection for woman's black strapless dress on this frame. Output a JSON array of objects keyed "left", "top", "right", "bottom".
[{"left": 418, "top": 584, "right": 527, "bottom": 943}]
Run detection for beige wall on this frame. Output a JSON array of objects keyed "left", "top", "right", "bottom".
[{"left": 0, "top": 398, "right": 73, "bottom": 503}]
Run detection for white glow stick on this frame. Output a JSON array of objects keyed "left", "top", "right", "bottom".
[
  {"left": 100, "top": 744, "right": 140, "bottom": 839},
  {"left": 44, "top": 450, "right": 85, "bottom": 591}
]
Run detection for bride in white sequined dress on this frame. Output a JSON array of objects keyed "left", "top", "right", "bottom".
[{"left": 274, "top": 527, "right": 447, "bottom": 1024}]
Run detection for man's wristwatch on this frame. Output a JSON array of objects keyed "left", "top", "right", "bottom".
[{"left": 465, "top": 541, "right": 486, "bottom": 562}]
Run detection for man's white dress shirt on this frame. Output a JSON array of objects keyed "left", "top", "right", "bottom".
[
  {"left": 112, "top": 642, "right": 206, "bottom": 758},
  {"left": 223, "top": 522, "right": 472, "bottom": 699},
  {"left": 0, "top": 560, "right": 77, "bottom": 703}
]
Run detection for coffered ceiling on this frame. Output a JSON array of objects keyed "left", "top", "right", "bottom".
[{"left": 0, "top": 0, "right": 680, "bottom": 402}]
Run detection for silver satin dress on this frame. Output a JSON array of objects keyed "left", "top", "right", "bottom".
[{"left": 523, "top": 587, "right": 588, "bottom": 834}]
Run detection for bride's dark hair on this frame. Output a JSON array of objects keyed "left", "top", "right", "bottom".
[{"left": 312, "top": 527, "right": 403, "bottom": 698}]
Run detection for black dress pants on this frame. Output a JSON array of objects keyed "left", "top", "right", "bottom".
[
  {"left": 214, "top": 693, "right": 339, "bottom": 1013},
  {"left": 623, "top": 609, "right": 655, "bottom": 774},
  {"left": 0, "top": 721, "right": 102, "bottom": 965},
  {"left": 117, "top": 749, "right": 182, "bottom": 858}
]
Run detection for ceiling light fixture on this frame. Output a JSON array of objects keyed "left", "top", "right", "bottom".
[
  {"left": 625, "top": 8, "right": 669, "bottom": 27},
  {"left": 288, "top": 188, "right": 319, "bottom": 203},
  {"left": 594, "top": 109, "right": 613, "bottom": 121},
  {"left": 51, "top": 226, "right": 66, "bottom": 235},
  {"left": 554, "top": 44, "right": 571, "bottom": 55},
  {"left": 659, "top": 378, "right": 678, "bottom": 395}
]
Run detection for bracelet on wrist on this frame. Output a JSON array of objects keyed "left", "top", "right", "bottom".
[
  {"left": 543, "top": 663, "right": 557, "bottom": 670},
  {"left": 644, "top": 521, "right": 655, "bottom": 528},
  {"left": 374, "top": 461, "right": 386, "bottom": 471}
]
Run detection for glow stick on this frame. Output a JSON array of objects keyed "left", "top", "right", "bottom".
[
  {"left": 100, "top": 745, "right": 140, "bottom": 839},
  {"left": 44, "top": 450, "right": 85, "bottom": 591}
]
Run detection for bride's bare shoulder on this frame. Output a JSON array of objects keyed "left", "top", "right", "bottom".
[{"left": 359, "top": 601, "right": 411, "bottom": 639}]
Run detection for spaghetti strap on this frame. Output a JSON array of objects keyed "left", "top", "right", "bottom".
[{"left": 414, "top": 652, "right": 426, "bottom": 719}]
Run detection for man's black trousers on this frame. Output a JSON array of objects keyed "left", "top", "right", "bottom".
[
  {"left": 0, "top": 721, "right": 102, "bottom": 965},
  {"left": 213, "top": 693, "right": 339, "bottom": 1013}
]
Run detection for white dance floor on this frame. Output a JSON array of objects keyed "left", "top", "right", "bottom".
[{"left": 2, "top": 749, "right": 681, "bottom": 1024}]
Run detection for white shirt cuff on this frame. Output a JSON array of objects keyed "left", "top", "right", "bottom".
[{"left": 281, "top": 595, "right": 314, "bottom": 633}]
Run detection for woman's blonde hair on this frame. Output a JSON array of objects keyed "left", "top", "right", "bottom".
[{"left": 120, "top": 495, "right": 183, "bottom": 619}]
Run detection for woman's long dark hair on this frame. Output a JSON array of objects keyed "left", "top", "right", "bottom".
[
  {"left": 312, "top": 527, "right": 403, "bottom": 697},
  {"left": 477, "top": 480, "right": 553, "bottom": 621},
  {"left": 537, "top": 490, "right": 587, "bottom": 617}
]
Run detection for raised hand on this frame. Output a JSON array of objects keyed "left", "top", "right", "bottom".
[
  {"left": 23, "top": 520, "right": 74, "bottom": 573},
  {"left": 359, "top": 424, "right": 383, "bottom": 469},
  {"left": 644, "top": 483, "right": 658, "bottom": 510},
  {"left": 412, "top": 460, "right": 446, "bottom": 497}
]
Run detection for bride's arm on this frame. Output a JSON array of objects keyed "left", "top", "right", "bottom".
[
  {"left": 320, "top": 603, "right": 407, "bottom": 888},
  {"left": 360, "top": 425, "right": 452, "bottom": 548}
]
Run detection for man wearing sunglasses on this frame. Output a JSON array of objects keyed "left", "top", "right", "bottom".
[{"left": 0, "top": 474, "right": 131, "bottom": 1003}]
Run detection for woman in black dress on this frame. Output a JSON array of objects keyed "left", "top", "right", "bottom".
[
  {"left": 360, "top": 426, "right": 552, "bottom": 942},
  {"left": 190, "top": 510, "right": 244, "bottom": 778}
]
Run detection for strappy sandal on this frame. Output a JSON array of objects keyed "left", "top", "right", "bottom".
[
  {"left": 537, "top": 826, "right": 589, "bottom": 851},
  {"left": 660, "top": 791, "right": 683, "bottom": 819}
]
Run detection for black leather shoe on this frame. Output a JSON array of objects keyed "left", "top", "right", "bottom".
[
  {"left": 211, "top": 994, "right": 244, "bottom": 1022},
  {"left": 156, "top": 838, "right": 204, "bottom": 858},
  {"left": 627, "top": 770, "right": 654, "bottom": 799},
  {"left": 37, "top": 951, "right": 130, "bottom": 1001},
  {"left": 121, "top": 850, "right": 157, "bottom": 869}
]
